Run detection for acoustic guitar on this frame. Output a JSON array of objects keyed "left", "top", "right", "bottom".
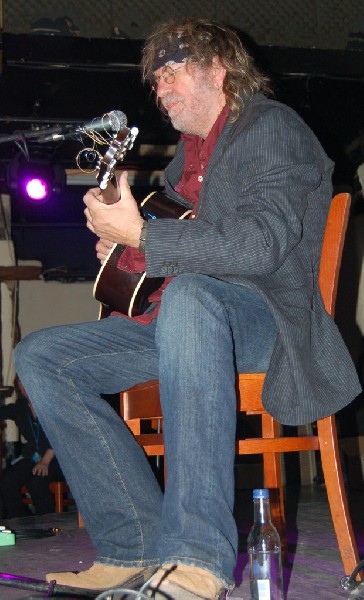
[{"left": 92, "top": 126, "right": 192, "bottom": 318}]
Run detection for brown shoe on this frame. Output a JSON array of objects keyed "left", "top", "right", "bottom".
[
  {"left": 46, "top": 562, "right": 158, "bottom": 591},
  {"left": 145, "top": 563, "right": 227, "bottom": 599}
]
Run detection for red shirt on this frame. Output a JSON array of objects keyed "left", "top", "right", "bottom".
[{"left": 112, "top": 105, "right": 230, "bottom": 323}]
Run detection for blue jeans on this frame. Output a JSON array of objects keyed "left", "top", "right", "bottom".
[{"left": 14, "top": 273, "right": 276, "bottom": 588}]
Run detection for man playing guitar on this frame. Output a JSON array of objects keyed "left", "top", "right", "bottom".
[{"left": 15, "top": 17, "right": 361, "bottom": 600}]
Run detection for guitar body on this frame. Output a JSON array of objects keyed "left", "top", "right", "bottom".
[
  {"left": 94, "top": 244, "right": 165, "bottom": 319},
  {"left": 93, "top": 191, "right": 192, "bottom": 318}
]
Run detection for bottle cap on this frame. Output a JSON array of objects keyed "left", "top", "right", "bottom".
[{"left": 253, "top": 488, "right": 269, "bottom": 499}]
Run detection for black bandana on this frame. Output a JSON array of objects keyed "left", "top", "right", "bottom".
[{"left": 152, "top": 36, "right": 190, "bottom": 71}]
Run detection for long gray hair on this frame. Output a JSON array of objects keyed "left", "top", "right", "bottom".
[{"left": 141, "top": 18, "right": 272, "bottom": 120}]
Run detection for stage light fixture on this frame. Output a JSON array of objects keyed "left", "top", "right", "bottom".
[
  {"left": 23, "top": 174, "right": 50, "bottom": 202},
  {"left": 7, "top": 152, "right": 66, "bottom": 204}
]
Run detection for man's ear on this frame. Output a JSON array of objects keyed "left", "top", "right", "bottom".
[{"left": 212, "top": 56, "right": 226, "bottom": 89}]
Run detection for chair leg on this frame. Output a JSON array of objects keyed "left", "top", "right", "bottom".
[
  {"left": 50, "top": 481, "right": 63, "bottom": 513},
  {"left": 78, "top": 513, "right": 85, "bottom": 528},
  {"left": 317, "top": 416, "right": 362, "bottom": 580},
  {"left": 261, "top": 414, "right": 287, "bottom": 562}
]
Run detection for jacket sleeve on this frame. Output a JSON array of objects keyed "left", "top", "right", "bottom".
[{"left": 144, "top": 106, "right": 332, "bottom": 279}]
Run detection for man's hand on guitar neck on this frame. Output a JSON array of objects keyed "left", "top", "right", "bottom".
[{"left": 83, "top": 171, "right": 144, "bottom": 249}]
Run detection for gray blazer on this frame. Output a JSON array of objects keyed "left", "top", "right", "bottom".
[{"left": 145, "top": 93, "right": 361, "bottom": 426}]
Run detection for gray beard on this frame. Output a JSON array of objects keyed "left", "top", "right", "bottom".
[{"left": 169, "top": 112, "right": 203, "bottom": 136}]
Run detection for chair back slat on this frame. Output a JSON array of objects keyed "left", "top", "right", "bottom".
[{"left": 318, "top": 192, "right": 351, "bottom": 317}]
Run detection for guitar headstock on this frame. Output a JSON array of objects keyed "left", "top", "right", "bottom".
[{"left": 97, "top": 126, "right": 139, "bottom": 194}]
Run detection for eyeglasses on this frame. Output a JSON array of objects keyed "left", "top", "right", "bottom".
[{"left": 151, "top": 65, "right": 183, "bottom": 91}]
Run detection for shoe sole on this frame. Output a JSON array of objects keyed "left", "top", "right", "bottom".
[
  {"left": 145, "top": 580, "right": 227, "bottom": 600},
  {"left": 48, "top": 566, "right": 159, "bottom": 595}
]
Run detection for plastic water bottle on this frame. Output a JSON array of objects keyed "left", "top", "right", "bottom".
[{"left": 247, "top": 488, "right": 283, "bottom": 600}]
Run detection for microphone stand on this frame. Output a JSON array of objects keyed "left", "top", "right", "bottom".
[
  {"left": 0, "top": 572, "right": 96, "bottom": 597},
  {"left": 0, "top": 125, "right": 80, "bottom": 144}
]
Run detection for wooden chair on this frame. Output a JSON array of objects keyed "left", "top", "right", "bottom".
[
  {"left": 22, "top": 480, "right": 75, "bottom": 513},
  {"left": 120, "top": 192, "right": 362, "bottom": 579}
]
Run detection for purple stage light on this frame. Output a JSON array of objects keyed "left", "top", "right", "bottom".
[
  {"left": 7, "top": 151, "right": 65, "bottom": 205},
  {"left": 23, "top": 176, "right": 50, "bottom": 202}
]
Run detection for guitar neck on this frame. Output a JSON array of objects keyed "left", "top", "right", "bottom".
[
  {"left": 99, "top": 175, "right": 120, "bottom": 205},
  {"left": 95, "top": 126, "right": 139, "bottom": 205}
]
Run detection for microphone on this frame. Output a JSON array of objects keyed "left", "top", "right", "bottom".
[{"left": 36, "top": 110, "right": 128, "bottom": 143}]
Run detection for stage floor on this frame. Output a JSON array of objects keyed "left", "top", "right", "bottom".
[{"left": 0, "top": 485, "right": 363, "bottom": 599}]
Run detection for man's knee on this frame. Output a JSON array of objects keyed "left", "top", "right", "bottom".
[
  {"left": 14, "top": 326, "right": 61, "bottom": 371},
  {"left": 161, "top": 274, "right": 212, "bottom": 309}
]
